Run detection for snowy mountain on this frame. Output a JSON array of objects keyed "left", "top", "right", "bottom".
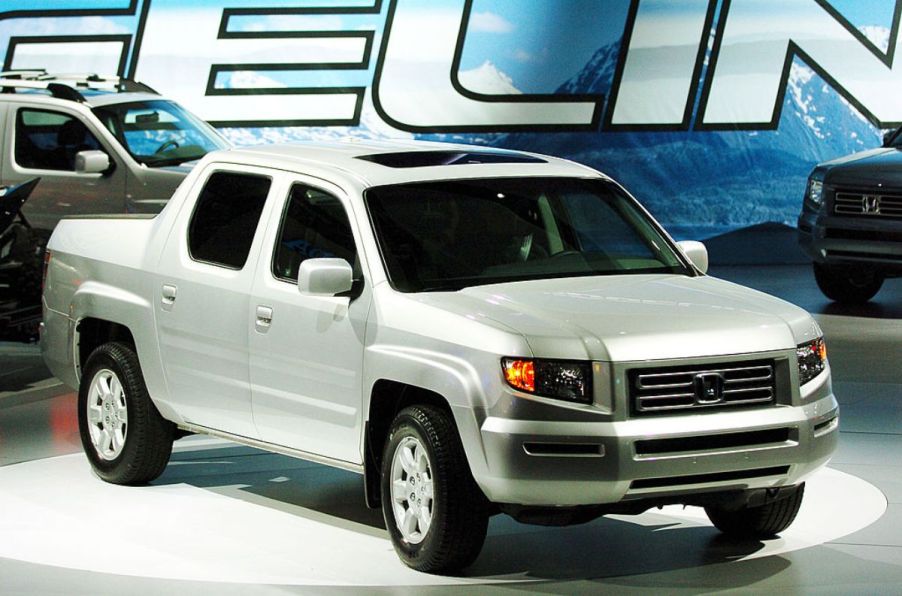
[{"left": 458, "top": 61, "right": 522, "bottom": 95}]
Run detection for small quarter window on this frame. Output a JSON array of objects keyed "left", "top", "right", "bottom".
[
  {"left": 15, "top": 108, "right": 102, "bottom": 171},
  {"left": 188, "top": 172, "right": 271, "bottom": 269},
  {"left": 273, "top": 184, "right": 357, "bottom": 282}
]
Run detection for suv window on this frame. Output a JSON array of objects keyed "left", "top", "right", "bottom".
[
  {"left": 272, "top": 184, "right": 357, "bottom": 283},
  {"left": 15, "top": 108, "right": 102, "bottom": 171},
  {"left": 188, "top": 172, "right": 271, "bottom": 269}
]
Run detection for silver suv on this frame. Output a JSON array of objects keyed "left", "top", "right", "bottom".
[
  {"left": 0, "top": 70, "right": 229, "bottom": 232},
  {"left": 41, "top": 142, "right": 839, "bottom": 573}
]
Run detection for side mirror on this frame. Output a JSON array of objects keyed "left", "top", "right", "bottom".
[
  {"left": 676, "top": 240, "right": 709, "bottom": 274},
  {"left": 75, "top": 150, "right": 111, "bottom": 175},
  {"left": 883, "top": 129, "right": 899, "bottom": 147},
  {"left": 298, "top": 258, "right": 353, "bottom": 297}
]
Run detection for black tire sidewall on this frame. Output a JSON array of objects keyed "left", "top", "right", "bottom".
[
  {"left": 380, "top": 412, "right": 443, "bottom": 565},
  {"left": 77, "top": 343, "right": 160, "bottom": 483}
]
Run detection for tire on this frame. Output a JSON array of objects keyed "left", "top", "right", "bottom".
[
  {"left": 380, "top": 405, "right": 489, "bottom": 573},
  {"left": 78, "top": 342, "right": 174, "bottom": 485},
  {"left": 705, "top": 483, "right": 805, "bottom": 539},
  {"left": 813, "top": 262, "right": 883, "bottom": 304}
]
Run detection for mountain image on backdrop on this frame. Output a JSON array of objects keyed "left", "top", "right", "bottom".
[{"left": 219, "top": 26, "right": 889, "bottom": 240}]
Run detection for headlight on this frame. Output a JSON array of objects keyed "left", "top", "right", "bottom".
[
  {"left": 797, "top": 337, "right": 827, "bottom": 386},
  {"left": 805, "top": 176, "right": 825, "bottom": 208},
  {"left": 502, "top": 358, "right": 592, "bottom": 404}
]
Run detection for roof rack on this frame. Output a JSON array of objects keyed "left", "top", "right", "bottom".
[{"left": 0, "top": 71, "right": 158, "bottom": 102}]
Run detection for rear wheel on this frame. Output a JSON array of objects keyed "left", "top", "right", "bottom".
[
  {"left": 705, "top": 483, "right": 805, "bottom": 538},
  {"left": 813, "top": 262, "right": 883, "bottom": 304},
  {"left": 380, "top": 405, "right": 489, "bottom": 573},
  {"left": 78, "top": 342, "right": 174, "bottom": 484}
]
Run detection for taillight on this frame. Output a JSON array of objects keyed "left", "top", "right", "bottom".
[{"left": 42, "top": 249, "right": 52, "bottom": 293}]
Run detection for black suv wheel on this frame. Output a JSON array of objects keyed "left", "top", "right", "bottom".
[{"left": 813, "top": 262, "right": 883, "bottom": 304}]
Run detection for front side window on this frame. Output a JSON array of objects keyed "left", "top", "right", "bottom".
[
  {"left": 93, "top": 100, "right": 228, "bottom": 167},
  {"left": 272, "top": 184, "right": 357, "bottom": 282},
  {"left": 188, "top": 172, "right": 271, "bottom": 269},
  {"left": 365, "top": 177, "right": 690, "bottom": 292},
  {"left": 15, "top": 109, "right": 102, "bottom": 171}
]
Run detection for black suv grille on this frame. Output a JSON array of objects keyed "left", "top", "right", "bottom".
[
  {"left": 834, "top": 191, "right": 902, "bottom": 218},
  {"left": 629, "top": 360, "right": 776, "bottom": 414}
]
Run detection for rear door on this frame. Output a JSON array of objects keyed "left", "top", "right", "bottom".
[
  {"left": 249, "top": 176, "right": 372, "bottom": 464},
  {"left": 4, "top": 103, "right": 126, "bottom": 232},
  {"left": 155, "top": 164, "right": 277, "bottom": 439}
]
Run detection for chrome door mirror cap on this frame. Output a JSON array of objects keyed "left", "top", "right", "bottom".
[
  {"left": 75, "top": 150, "right": 111, "bottom": 175},
  {"left": 297, "top": 258, "right": 353, "bottom": 297},
  {"left": 676, "top": 240, "right": 709, "bottom": 274}
]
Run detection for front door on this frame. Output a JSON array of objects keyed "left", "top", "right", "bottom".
[
  {"left": 249, "top": 179, "right": 371, "bottom": 464},
  {"left": 4, "top": 104, "right": 126, "bottom": 232}
]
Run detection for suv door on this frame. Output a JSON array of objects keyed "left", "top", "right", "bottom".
[
  {"left": 155, "top": 165, "right": 276, "bottom": 439},
  {"left": 249, "top": 179, "right": 372, "bottom": 464},
  {"left": 4, "top": 104, "right": 126, "bottom": 232}
]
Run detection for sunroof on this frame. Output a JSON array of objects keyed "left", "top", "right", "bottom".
[{"left": 357, "top": 150, "right": 546, "bottom": 168}]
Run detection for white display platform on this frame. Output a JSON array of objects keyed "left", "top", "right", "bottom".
[{"left": 0, "top": 442, "right": 886, "bottom": 587}]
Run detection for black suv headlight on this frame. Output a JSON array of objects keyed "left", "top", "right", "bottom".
[
  {"left": 797, "top": 337, "right": 827, "bottom": 386},
  {"left": 805, "top": 173, "right": 825, "bottom": 209},
  {"left": 502, "top": 358, "right": 592, "bottom": 404}
]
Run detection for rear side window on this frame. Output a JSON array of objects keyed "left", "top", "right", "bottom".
[
  {"left": 15, "top": 108, "right": 102, "bottom": 171},
  {"left": 272, "top": 184, "right": 357, "bottom": 282},
  {"left": 188, "top": 172, "right": 271, "bottom": 269}
]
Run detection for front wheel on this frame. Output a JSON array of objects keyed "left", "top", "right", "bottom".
[
  {"left": 78, "top": 342, "right": 174, "bottom": 485},
  {"left": 705, "top": 483, "right": 805, "bottom": 539},
  {"left": 380, "top": 405, "right": 489, "bottom": 573},
  {"left": 813, "top": 262, "right": 883, "bottom": 304}
]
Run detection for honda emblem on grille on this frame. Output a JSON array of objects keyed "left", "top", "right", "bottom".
[
  {"left": 862, "top": 195, "right": 881, "bottom": 215},
  {"left": 693, "top": 372, "right": 725, "bottom": 404}
]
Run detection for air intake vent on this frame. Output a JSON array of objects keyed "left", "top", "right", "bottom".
[
  {"left": 630, "top": 466, "right": 790, "bottom": 490},
  {"left": 629, "top": 360, "right": 775, "bottom": 414}
]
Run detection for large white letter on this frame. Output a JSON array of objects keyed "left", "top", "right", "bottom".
[
  {"left": 373, "top": 0, "right": 602, "bottom": 132},
  {"left": 702, "top": 0, "right": 902, "bottom": 128},
  {"left": 133, "top": 2, "right": 374, "bottom": 127},
  {"left": 608, "top": 0, "right": 714, "bottom": 128}
]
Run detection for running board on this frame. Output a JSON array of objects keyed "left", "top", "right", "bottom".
[{"left": 177, "top": 423, "right": 365, "bottom": 475}]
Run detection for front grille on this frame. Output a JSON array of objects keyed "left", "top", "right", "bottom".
[
  {"left": 834, "top": 191, "right": 902, "bottom": 218},
  {"left": 629, "top": 360, "right": 775, "bottom": 414}
]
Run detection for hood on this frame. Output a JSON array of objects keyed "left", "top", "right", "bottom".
[
  {"left": 821, "top": 147, "right": 902, "bottom": 188},
  {"left": 157, "top": 160, "right": 200, "bottom": 175},
  {"left": 414, "top": 275, "right": 819, "bottom": 362}
]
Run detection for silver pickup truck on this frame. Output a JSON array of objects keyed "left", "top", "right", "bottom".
[{"left": 41, "top": 141, "right": 838, "bottom": 573}]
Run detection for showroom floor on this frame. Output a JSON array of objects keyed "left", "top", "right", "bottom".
[{"left": 1, "top": 264, "right": 901, "bottom": 595}]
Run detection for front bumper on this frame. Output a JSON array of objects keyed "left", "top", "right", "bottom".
[
  {"left": 798, "top": 210, "right": 902, "bottom": 270},
  {"left": 472, "top": 378, "right": 838, "bottom": 507}
]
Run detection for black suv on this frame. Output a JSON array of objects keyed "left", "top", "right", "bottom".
[{"left": 798, "top": 129, "right": 902, "bottom": 303}]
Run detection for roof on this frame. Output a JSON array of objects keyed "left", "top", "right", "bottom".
[
  {"left": 0, "top": 71, "right": 159, "bottom": 107},
  {"left": 213, "top": 140, "right": 602, "bottom": 188}
]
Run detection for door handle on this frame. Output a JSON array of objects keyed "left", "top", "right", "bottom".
[
  {"left": 161, "top": 284, "right": 177, "bottom": 309},
  {"left": 255, "top": 305, "right": 274, "bottom": 331}
]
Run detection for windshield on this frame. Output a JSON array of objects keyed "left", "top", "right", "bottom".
[
  {"left": 93, "top": 100, "right": 229, "bottom": 167},
  {"left": 366, "top": 177, "right": 691, "bottom": 292}
]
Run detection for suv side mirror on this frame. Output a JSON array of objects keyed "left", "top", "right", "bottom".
[
  {"left": 676, "top": 240, "right": 709, "bottom": 274},
  {"left": 75, "top": 150, "right": 111, "bottom": 175},
  {"left": 883, "top": 129, "right": 899, "bottom": 147},
  {"left": 298, "top": 258, "right": 353, "bottom": 297}
]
